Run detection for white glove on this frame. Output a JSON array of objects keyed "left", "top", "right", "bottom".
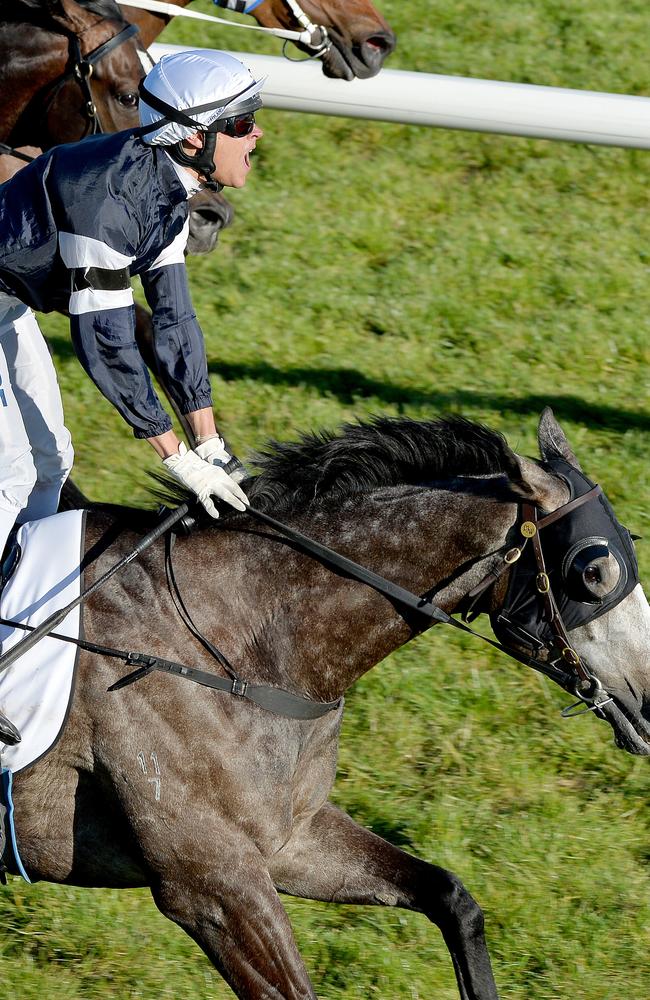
[
  {"left": 163, "top": 443, "right": 249, "bottom": 518},
  {"left": 195, "top": 434, "right": 247, "bottom": 484},
  {"left": 194, "top": 434, "right": 232, "bottom": 467}
]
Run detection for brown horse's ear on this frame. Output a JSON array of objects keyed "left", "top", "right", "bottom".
[
  {"left": 46, "top": 0, "right": 89, "bottom": 35},
  {"left": 537, "top": 406, "right": 583, "bottom": 471}
]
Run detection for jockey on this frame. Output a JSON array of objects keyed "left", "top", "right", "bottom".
[{"left": 0, "top": 49, "right": 264, "bottom": 745}]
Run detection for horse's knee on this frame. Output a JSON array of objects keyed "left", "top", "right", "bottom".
[{"left": 427, "top": 870, "right": 486, "bottom": 938}]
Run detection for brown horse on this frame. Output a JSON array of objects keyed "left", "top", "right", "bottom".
[
  {"left": 4, "top": 409, "right": 649, "bottom": 999},
  {"left": 124, "top": 0, "right": 396, "bottom": 81}
]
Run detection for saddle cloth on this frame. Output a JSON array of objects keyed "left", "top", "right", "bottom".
[{"left": 0, "top": 509, "right": 84, "bottom": 773}]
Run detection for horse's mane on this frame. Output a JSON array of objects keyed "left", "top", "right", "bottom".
[
  {"left": 144, "top": 415, "right": 523, "bottom": 525},
  {"left": 247, "top": 415, "right": 519, "bottom": 508}
]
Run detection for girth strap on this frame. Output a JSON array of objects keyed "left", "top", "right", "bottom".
[
  {"left": 0, "top": 617, "right": 343, "bottom": 721},
  {"left": 107, "top": 652, "right": 342, "bottom": 719}
]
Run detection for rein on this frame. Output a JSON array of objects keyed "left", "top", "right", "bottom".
[
  {"left": 120, "top": 0, "right": 331, "bottom": 56},
  {"left": 0, "top": 485, "right": 609, "bottom": 722}
]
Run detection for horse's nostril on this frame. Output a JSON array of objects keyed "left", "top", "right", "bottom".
[{"left": 365, "top": 33, "right": 393, "bottom": 54}]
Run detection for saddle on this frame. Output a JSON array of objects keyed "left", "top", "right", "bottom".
[
  {"left": 0, "top": 529, "right": 22, "bottom": 747},
  {"left": 0, "top": 528, "right": 21, "bottom": 592},
  {"left": 0, "top": 529, "right": 22, "bottom": 883},
  {"left": 0, "top": 509, "right": 84, "bottom": 772}
]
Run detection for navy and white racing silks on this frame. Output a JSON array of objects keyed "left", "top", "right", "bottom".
[{"left": 0, "top": 130, "right": 212, "bottom": 439}]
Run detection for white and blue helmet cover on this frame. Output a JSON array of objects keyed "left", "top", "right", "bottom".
[{"left": 139, "top": 49, "right": 265, "bottom": 146}]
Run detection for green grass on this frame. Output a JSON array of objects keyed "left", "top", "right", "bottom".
[{"left": 2, "top": 1, "right": 649, "bottom": 997}]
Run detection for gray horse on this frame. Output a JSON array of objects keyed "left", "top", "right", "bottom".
[{"left": 4, "top": 408, "right": 649, "bottom": 999}]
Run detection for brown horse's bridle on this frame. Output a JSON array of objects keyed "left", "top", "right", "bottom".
[
  {"left": 0, "top": 18, "right": 141, "bottom": 163},
  {"left": 41, "top": 19, "right": 142, "bottom": 138},
  {"left": 277, "top": 0, "right": 331, "bottom": 56},
  {"left": 123, "top": 1, "right": 331, "bottom": 58}
]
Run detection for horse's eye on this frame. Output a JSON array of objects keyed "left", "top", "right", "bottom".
[
  {"left": 117, "top": 93, "right": 139, "bottom": 109},
  {"left": 584, "top": 564, "right": 601, "bottom": 586}
]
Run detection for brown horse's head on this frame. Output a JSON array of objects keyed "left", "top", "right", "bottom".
[
  {"left": 125, "top": 1, "right": 396, "bottom": 81},
  {"left": 0, "top": 0, "right": 144, "bottom": 148},
  {"left": 241, "top": 0, "right": 396, "bottom": 80}
]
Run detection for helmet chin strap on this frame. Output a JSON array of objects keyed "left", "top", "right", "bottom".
[{"left": 167, "top": 132, "right": 223, "bottom": 191}]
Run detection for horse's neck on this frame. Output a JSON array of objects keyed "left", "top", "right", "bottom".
[
  {"left": 119, "top": 1, "right": 177, "bottom": 47},
  {"left": 121, "top": 0, "right": 194, "bottom": 48},
  {"left": 201, "top": 487, "right": 518, "bottom": 704}
]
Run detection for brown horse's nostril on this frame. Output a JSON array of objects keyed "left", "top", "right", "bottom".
[{"left": 364, "top": 32, "right": 396, "bottom": 55}]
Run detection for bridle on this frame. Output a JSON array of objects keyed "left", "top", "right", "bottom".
[
  {"left": 462, "top": 484, "right": 618, "bottom": 714},
  {"left": 0, "top": 17, "right": 141, "bottom": 162},
  {"left": 38, "top": 19, "right": 142, "bottom": 139},
  {"left": 216, "top": 0, "right": 330, "bottom": 56},
  {"left": 270, "top": 0, "right": 331, "bottom": 58}
]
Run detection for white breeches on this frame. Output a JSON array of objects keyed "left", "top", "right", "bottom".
[{"left": 0, "top": 295, "right": 74, "bottom": 557}]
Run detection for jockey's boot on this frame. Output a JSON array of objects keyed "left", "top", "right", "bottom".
[{"left": 0, "top": 711, "right": 20, "bottom": 746}]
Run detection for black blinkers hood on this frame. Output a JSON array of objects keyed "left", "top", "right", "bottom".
[{"left": 492, "top": 458, "right": 639, "bottom": 652}]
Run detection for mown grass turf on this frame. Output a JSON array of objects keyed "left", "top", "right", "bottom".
[{"left": 1, "top": 1, "right": 649, "bottom": 997}]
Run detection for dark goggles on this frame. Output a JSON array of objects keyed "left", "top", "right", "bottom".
[{"left": 216, "top": 112, "right": 257, "bottom": 138}]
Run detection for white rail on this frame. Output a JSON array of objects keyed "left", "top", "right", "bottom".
[{"left": 150, "top": 42, "right": 650, "bottom": 149}]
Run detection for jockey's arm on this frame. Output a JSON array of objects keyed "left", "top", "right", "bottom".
[
  {"left": 61, "top": 223, "right": 214, "bottom": 444},
  {"left": 60, "top": 228, "right": 247, "bottom": 514},
  {"left": 60, "top": 232, "right": 175, "bottom": 441},
  {"left": 139, "top": 219, "right": 222, "bottom": 436}
]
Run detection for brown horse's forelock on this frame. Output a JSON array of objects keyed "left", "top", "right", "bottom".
[{"left": 144, "top": 415, "right": 522, "bottom": 526}]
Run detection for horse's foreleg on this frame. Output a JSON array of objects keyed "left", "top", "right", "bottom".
[
  {"left": 151, "top": 857, "right": 317, "bottom": 999},
  {"left": 269, "top": 802, "right": 499, "bottom": 1000}
]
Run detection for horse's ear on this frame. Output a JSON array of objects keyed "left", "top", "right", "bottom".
[
  {"left": 506, "top": 453, "right": 571, "bottom": 510},
  {"left": 46, "top": 0, "right": 88, "bottom": 34},
  {"left": 537, "top": 406, "right": 583, "bottom": 470}
]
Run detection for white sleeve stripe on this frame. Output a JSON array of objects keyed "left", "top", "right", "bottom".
[
  {"left": 59, "top": 232, "right": 135, "bottom": 269},
  {"left": 69, "top": 287, "right": 134, "bottom": 316},
  {"left": 147, "top": 219, "right": 190, "bottom": 270}
]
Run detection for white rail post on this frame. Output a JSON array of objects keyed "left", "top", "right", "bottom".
[{"left": 150, "top": 43, "right": 650, "bottom": 149}]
